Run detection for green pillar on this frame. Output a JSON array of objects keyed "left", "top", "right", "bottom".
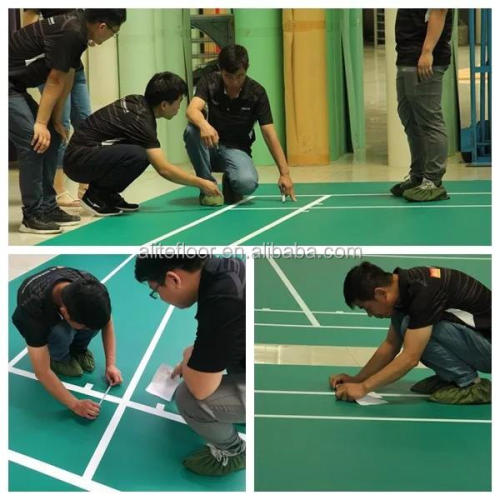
[
  {"left": 325, "top": 10, "right": 347, "bottom": 161},
  {"left": 117, "top": 9, "right": 189, "bottom": 164},
  {"left": 234, "top": 9, "right": 285, "bottom": 166}
]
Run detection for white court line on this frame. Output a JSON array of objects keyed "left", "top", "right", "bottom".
[
  {"left": 231, "top": 195, "right": 331, "bottom": 245},
  {"left": 255, "top": 414, "right": 491, "bottom": 424},
  {"left": 363, "top": 254, "right": 491, "bottom": 260},
  {"left": 83, "top": 306, "right": 175, "bottom": 480},
  {"left": 235, "top": 204, "right": 490, "bottom": 211},
  {"left": 8, "top": 253, "right": 135, "bottom": 368},
  {"left": 253, "top": 191, "right": 490, "bottom": 198},
  {"left": 256, "top": 308, "right": 365, "bottom": 316},
  {"left": 267, "top": 258, "right": 320, "bottom": 327},
  {"left": 143, "top": 195, "right": 255, "bottom": 246},
  {"left": 255, "top": 390, "right": 427, "bottom": 398},
  {"left": 8, "top": 450, "right": 118, "bottom": 492},
  {"left": 256, "top": 323, "right": 386, "bottom": 330}
]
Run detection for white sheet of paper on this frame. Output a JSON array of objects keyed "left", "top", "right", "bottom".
[
  {"left": 146, "top": 364, "right": 181, "bottom": 402},
  {"left": 355, "top": 392, "right": 388, "bottom": 406}
]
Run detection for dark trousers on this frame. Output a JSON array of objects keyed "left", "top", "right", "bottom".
[
  {"left": 64, "top": 143, "right": 149, "bottom": 194},
  {"left": 9, "top": 90, "right": 60, "bottom": 217}
]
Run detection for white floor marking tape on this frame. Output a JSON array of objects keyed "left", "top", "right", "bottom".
[
  {"left": 267, "top": 258, "right": 320, "bottom": 327},
  {"left": 143, "top": 196, "right": 256, "bottom": 246},
  {"left": 234, "top": 204, "right": 490, "bottom": 211},
  {"left": 255, "top": 414, "right": 491, "bottom": 424},
  {"left": 231, "top": 195, "right": 331, "bottom": 245},
  {"left": 256, "top": 308, "right": 366, "bottom": 315},
  {"left": 8, "top": 450, "right": 118, "bottom": 492},
  {"left": 255, "top": 323, "right": 386, "bottom": 330},
  {"left": 253, "top": 191, "right": 490, "bottom": 198},
  {"left": 83, "top": 306, "right": 175, "bottom": 480},
  {"left": 255, "top": 390, "right": 428, "bottom": 398}
]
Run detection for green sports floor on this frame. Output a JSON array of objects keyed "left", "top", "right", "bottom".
[
  {"left": 39, "top": 180, "right": 491, "bottom": 246},
  {"left": 8, "top": 255, "right": 245, "bottom": 492},
  {"left": 254, "top": 255, "right": 491, "bottom": 491}
]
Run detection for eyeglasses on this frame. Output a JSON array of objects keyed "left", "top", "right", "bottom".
[
  {"left": 105, "top": 22, "right": 119, "bottom": 38},
  {"left": 149, "top": 283, "right": 161, "bottom": 300}
]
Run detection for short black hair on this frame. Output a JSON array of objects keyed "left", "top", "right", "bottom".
[
  {"left": 84, "top": 9, "right": 127, "bottom": 28},
  {"left": 144, "top": 72, "right": 188, "bottom": 107},
  {"left": 343, "top": 262, "right": 393, "bottom": 309},
  {"left": 135, "top": 255, "right": 207, "bottom": 284},
  {"left": 218, "top": 44, "right": 249, "bottom": 73},
  {"left": 61, "top": 279, "right": 111, "bottom": 329}
]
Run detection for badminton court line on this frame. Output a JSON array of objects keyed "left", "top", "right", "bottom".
[
  {"left": 256, "top": 308, "right": 365, "bottom": 315},
  {"left": 83, "top": 305, "right": 175, "bottom": 480},
  {"left": 363, "top": 254, "right": 491, "bottom": 260},
  {"left": 9, "top": 450, "right": 117, "bottom": 492},
  {"left": 255, "top": 389, "right": 427, "bottom": 398},
  {"left": 255, "top": 414, "right": 491, "bottom": 424},
  {"left": 142, "top": 195, "right": 255, "bottom": 246},
  {"left": 8, "top": 254, "right": 135, "bottom": 369},
  {"left": 254, "top": 191, "right": 491, "bottom": 198},
  {"left": 235, "top": 204, "right": 490, "bottom": 211},
  {"left": 255, "top": 323, "right": 386, "bottom": 330},
  {"left": 231, "top": 195, "right": 331, "bottom": 245},
  {"left": 267, "top": 258, "right": 320, "bottom": 327}
]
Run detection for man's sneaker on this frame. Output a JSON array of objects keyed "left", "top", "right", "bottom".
[
  {"left": 390, "top": 175, "right": 422, "bottom": 197},
  {"left": 107, "top": 192, "right": 140, "bottom": 212},
  {"left": 402, "top": 178, "right": 449, "bottom": 202},
  {"left": 410, "top": 375, "right": 452, "bottom": 394},
  {"left": 81, "top": 191, "right": 122, "bottom": 217},
  {"left": 70, "top": 349, "right": 95, "bottom": 373},
  {"left": 222, "top": 174, "right": 243, "bottom": 205},
  {"left": 430, "top": 378, "right": 491, "bottom": 405},
  {"left": 183, "top": 444, "right": 246, "bottom": 476},
  {"left": 199, "top": 193, "right": 223, "bottom": 206},
  {"left": 43, "top": 206, "right": 81, "bottom": 226},
  {"left": 50, "top": 357, "right": 83, "bottom": 377},
  {"left": 19, "top": 215, "right": 62, "bottom": 234}
]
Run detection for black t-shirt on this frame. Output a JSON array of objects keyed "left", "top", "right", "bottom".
[
  {"left": 395, "top": 9, "right": 453, "bottom": 67},
  {"left": 9, "top": 9, "right": 87, "bottom": 91},
  {"left": 392, "top": 267, "right": 491, "bottom": 340},
  {"left": 188, "top": 257, "right": 246, "bottom": 374},
  {"left": 195, "top": 72, "right": 273, "bottom": 155},
  {"left": 12, "top": 266, "right": 101, "bottom": 348},
  {"left": 68, "top": 95, "right": 161, "bottom": 152}
]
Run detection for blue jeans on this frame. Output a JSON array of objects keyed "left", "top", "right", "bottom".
[
  {"left": 183, "top": 123, "right": 258, "bottom": 195},
  {"left": 396, "top": 66, "right": 448, "bottom": 183},
  {"left": 39, "top": 68, "right": 92, "bottom": 168},
  {"left": 392, "top": 313, "right": 491, "bottom": 387},
  {"left": 9, "top": 91, "right": 60, "bottom": 217},
  {"left": 47, "top": 321, "right": 99, "bottom": 362}
]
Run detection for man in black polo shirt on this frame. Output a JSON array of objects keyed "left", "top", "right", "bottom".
[
  {"left": 330, "top": 262, "right": 491, "bottom": 404},
  {"left": 12, "top": 266, "right": 123, "bottom": 420},
  {"left": 64, "top": 72, "right": 221, "bottom": 216},
  {"left": 390, "top": 9, "right": 453, "bottom": 202},
  {"left": 9, "top": 9, "right": 127, "bottom": 233},
  {"left": 135, "top": 255, "right": 245, "bottom": 476},
  {"left": 184, "top": 44, "right": 296, "bottom": 206}
]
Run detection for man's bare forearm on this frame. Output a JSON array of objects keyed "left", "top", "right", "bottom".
[
  {"left": 37, "top": 73, "right": 69, "bottom": 125},
  {"left": 186, "top": 107, "right": 209, "bottom": 129},
  {"left": 422, "top": 9, "right": 448, "bottom": 55},
  {"left": 101, "top": 319, "right": 116, "bottom": 367},
  {"left": 355, "top": 341, "right": 400, "bottom": 382},
  {"left": 37, "top": 370, "right": 78, "bottom": 408},
  {"left": 52, "top": 69, "right": 75, "bottom": 124}
]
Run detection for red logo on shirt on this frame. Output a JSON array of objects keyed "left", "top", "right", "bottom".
[{"left": 429, "top": 267, "right": 441, "bottom": 279}]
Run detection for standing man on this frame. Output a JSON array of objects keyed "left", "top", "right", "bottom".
[
  {"left": 12, "top": 266, "right": 123, "bottom": 420},
  {"left": 135, "top": 255, "right": 246, "bottom": 476},
  {"left": 64, "top": 72, "right": 221, "bottom": 216},
  {"left": 9, "top": 9, "right": 127, "bottom": 233},
  {"left": 331, "top": 262, "right": 491, "bottom": 404},
  {"left": 391, "top": 9, "right": 453, "bottom": 202},
  {"left": 184, "top": 44, "right": 296, "bottom": 206}
]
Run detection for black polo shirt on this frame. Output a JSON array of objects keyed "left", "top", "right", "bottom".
[
  {"left": 68, "top": 95, "right": 161, "bottom": 152},
  {"left": 195, "top": 72, "right": 273, "bottom": 155},
  {"left": 392, "top": 267, "right": 491, "bottom": 340},
  {"left": 395, "top": 9, "right": 453, "bottom": 67},
  {"left": 12, "top": 267, "right": 101, "bottom": 348},
  {"left": 9, "top": 9, "right": 87, "bottom": 92},
  {"left": 188, "top": 257, "right": 246, "bottom": 375}
]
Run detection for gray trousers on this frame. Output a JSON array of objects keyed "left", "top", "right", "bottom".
[
  {"left": 396, "top": 66, "right": 448, "bottom": 183},
  {"left": 392, "top": 313, "right": 491, "bottom": 387},
  {"left": 175, "top": 372, "right": 245, "bottom": 452}
]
